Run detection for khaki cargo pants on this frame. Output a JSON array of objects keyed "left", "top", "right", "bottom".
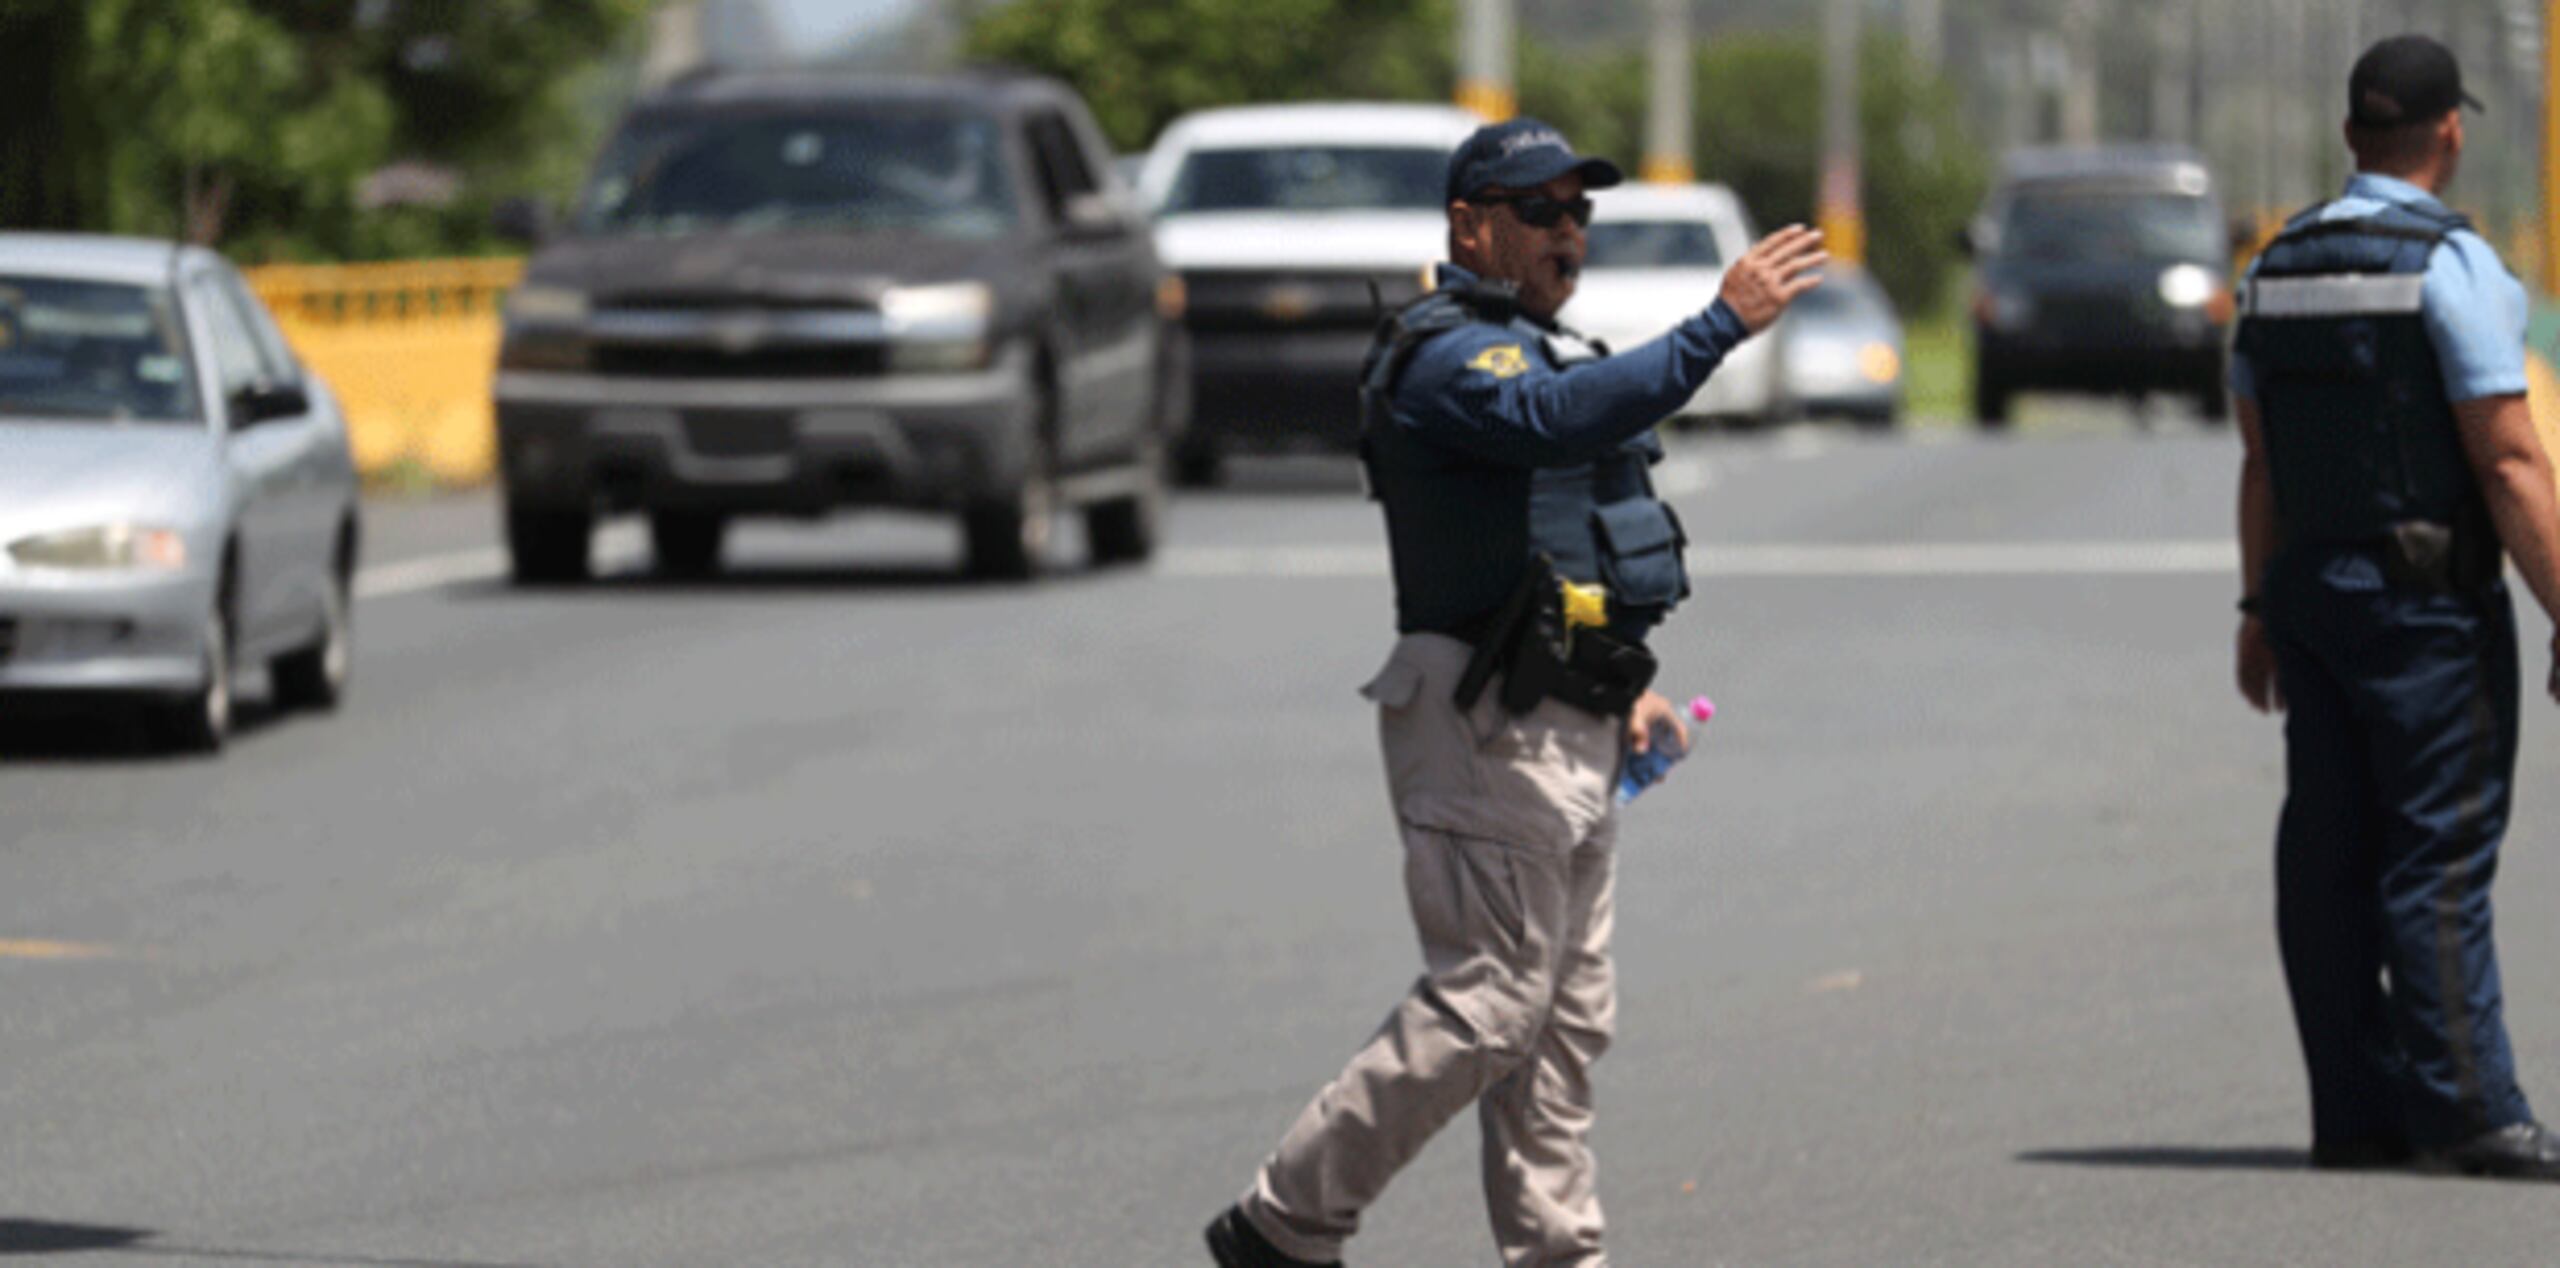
[{"left": 1240, "top": 633, "right": 1624, "bottom": 1268}]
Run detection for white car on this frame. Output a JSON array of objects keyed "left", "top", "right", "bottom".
[
  {"left": 1137, "top": 102, "right": 1480, "bottom": 483},
  {"left": 1559, "top": 182, "right": 1782, "bottom": 426}
]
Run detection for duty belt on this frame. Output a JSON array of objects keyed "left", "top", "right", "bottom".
[{"left": 1452, "top": 555, "right": 1656, "bottom": 719}]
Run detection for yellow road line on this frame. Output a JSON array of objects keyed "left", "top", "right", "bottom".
[{"left": 0, "top": 939, "right": 116, "bottom": 961}]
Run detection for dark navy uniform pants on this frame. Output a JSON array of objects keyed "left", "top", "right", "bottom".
[{"left": 2266, "top": 547, "right": 2533, "bottom": 1149}]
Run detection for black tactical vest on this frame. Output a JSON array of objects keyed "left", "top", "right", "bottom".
[
  {"left": 2235, "top": 201, "right": 2484, "bottom": 547},
  {"left": 1358, "top": 277, "right": 1691, "bottom": 641}
]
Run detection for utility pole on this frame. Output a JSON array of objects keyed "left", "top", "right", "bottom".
[
  {"left": 1819, "top": 0, "right": 1865, "bottom": 267},
  {"left": 2151, "top": 0, "right": 2193, "bottom": 144},
  {"left": 1457, "top": 0, "right": 1516, "bottom": 122},
  {"left": 1642, "top": 0, "right": 1694, "bottom": 183},
  {"left": 1903, "top": 0, "right": 1942, "bottom": 73},
  {"left": 2060, "top": 0, "right": 2101, "bottom": 144},
  {"left": 641, "top": 0, "right": 708, "bottom": 89}
]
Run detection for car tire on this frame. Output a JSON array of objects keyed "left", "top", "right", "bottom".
[
  {"left": 650, "top": 512, "right": 726, "bottom": 579},
  {"left": 2195, "top": 378, "right": 2231, "bottom": 425},
  {"left": 272, "top": 567, "right": 351, "bottom": 712},
  {"left": 1173, "top": 436, "right": 1225, "bottom": 489},
  {"left": 151, "top": 595, "right": 231, "bottom": 755},
  {"left": 507, "top": 503, "right": 592, "bottom": 585},
  {"left": 1974, "top": 366, "right": 2013, "bottom": 430},
  {"left": 963, "top": 447, "right": 1055, "bottom": 582},
  {"left": 1086, "top": 450, "right": 1163, "bottom": 568}
]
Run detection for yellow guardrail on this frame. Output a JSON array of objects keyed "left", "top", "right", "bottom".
[{"left": 244, "top": 257, "right": 524, "bottom": 485}]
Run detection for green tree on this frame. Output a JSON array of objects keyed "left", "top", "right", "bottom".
[
  {"left": 964, "top": 0, "right": 1455, "bottom": 153},
  {"left": 0, "top": 0, "right": 645, "bottom": 261}
]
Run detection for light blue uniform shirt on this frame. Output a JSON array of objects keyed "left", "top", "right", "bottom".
[{"left": 2230, "top": 172, "right": 2529, "bottom": 403}]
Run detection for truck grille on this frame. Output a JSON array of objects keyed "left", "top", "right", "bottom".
[
  {"left": 682, "top": 411, "right": 796, "bottom": 458},
  {"left": 593, "top": 345, "right": 888, "bottom": 379},
  {"left": 1182, "top": 270, "right": 1425, "bottom": 335}
]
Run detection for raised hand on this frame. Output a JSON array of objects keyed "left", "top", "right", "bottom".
[{"left": 1719, "top": 224, "right": 1829, "bottom": 333}]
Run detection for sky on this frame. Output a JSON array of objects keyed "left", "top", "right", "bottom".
[{"left": 759, "top": 0, "right": 920, "bottom": 53}]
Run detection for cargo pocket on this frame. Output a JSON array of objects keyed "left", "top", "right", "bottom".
[{"left": 1592, "top": 498, "right": 1690, "bottom": 609}]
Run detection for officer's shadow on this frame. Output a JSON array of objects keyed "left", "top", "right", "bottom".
[{"left": 2016, "top": 1145, "right": 2312, "bottom": 1172}]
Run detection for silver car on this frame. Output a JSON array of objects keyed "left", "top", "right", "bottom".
[{"left": 0, "top": 234, "right": 359, "bottom": 752}]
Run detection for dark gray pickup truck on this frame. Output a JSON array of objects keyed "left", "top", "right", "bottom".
[{"left": 494, "top": 70, "right": 1184, "bottom": 582}]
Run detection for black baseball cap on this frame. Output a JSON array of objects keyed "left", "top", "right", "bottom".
[
  {"left": 1444, "top": 117, "right": 1624, "bottom": 204},
  {"left": 2348, "top": 34, "right": 2484, "bottom": 128}
]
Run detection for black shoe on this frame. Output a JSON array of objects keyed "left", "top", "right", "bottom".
[
  {"left": 2310, "top": 1137, "right": 2414, "bottom": 1171},
  {"left": 2415, "top": 1121, "right": 2560, "bottom": 1180},
  {"left": 1204, "top": 1205, "right": 1340, "bottom": 1268}
]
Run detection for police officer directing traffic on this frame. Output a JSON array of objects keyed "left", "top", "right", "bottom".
[
  {"left": 2233, "top": 34, "right": 2560, "bottom": 1179},
  {"left": 1205, "top": 119, "right": 1823, "bottom": 1267}
]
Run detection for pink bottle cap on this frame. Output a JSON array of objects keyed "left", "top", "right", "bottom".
[{"left": 1688, "top": 695, "right": 1715, "bottom": 723}]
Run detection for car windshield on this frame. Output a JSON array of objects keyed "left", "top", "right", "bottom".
[
  {"left": 1163, "top": 146, "right": 1446, "bottom": 214},
  {"left": 0, "top": 276, "right": 200, "bottom": 423},
  {"left": 1792, "top": 278, "right": 1882, "bottom": 318},
  {"left": 1584, "top": 220, "right": 1724, "bottom": 270},
  {"left": 2000, "top": 189, "right": 2223, "bottom": 262},
  {"left": 577, "top": 112, "right": 1019, "bottom": 238}
]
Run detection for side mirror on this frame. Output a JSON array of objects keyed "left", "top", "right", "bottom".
[
  {"left": 493, "top": 197, "right": 553, "bottom": 246},
  {"left": 2229, "top": 216, "right": 2264, "bottom": 258},
  {"left": 232, "top": 380, "right": 309, "bottom": 428},
  {"left": 1063, "top": 191, "right": 1129, "bottom": 239}
]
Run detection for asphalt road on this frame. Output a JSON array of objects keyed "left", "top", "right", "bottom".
[{"left": 7, "top": 413, "right": 2560, "bottom": 1266}]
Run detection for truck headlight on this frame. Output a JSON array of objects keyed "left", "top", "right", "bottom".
[
  {"left": 505, "top": 284, "right": 590, "bottom": 325},
  {"left": 8, "top": 524, "right": 189, "bottom": 571},
  {"left": 883, "top": 282, "right": 993, "bottom": 372},
  {"left": 2157, "top": 264, "right": 2218, "bottom": 309}
]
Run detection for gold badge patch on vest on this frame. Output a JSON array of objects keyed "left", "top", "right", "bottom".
[{"left": 1468, "top": 344, "right": 1530, "bottom": 379}]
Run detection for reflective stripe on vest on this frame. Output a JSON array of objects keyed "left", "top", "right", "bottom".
[{"left": 2246, "top": 273, "right": 2425, "bottom": 319}]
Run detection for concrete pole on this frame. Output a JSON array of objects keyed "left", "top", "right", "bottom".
[
  {"left": 2060, "top": 0, "right": 2101, "bottom": 145},
  {"left": 1904, "top": 0, "right": 1943, "bottom": 73},
  {"left": 1819, "top": 0, "right": 1865, "bottom": 266},
  {"left": 1457, "top": 0, "right": 1517, "bottom": 122},
  {"left": 2151, "top": 0, "right": 2193, "bottom": 144},
  {"left": 1643, "top": 0, "right": 1695, "bottom": 183},
  {"left": 641, "top": 0, "right": 708, "bottom": 89}
]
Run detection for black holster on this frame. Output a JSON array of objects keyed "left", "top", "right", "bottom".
[
  {"left": 2382, "top": 515, "right": 2500, "bottom": 593},
  {"left": 1453, "top": 555, "right": 1658, "bottom": 720}
]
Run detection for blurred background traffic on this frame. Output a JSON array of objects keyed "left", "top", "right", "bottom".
[{"left": 8, "top": 0, "right": 2551, "bottom": 491}]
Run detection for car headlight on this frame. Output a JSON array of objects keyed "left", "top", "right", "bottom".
[
  {"left": 2157, "top": 264, "right": 2218, "bottom": 309},
  {"left": 883, "top": 282, "right": 994, "bottom": 372},
  {"left": 1858, "top": 341, "right": 1902, "bottom": 385},
  {"left": 8, "top": 524, "right": 189, "bottom": 572},
  {"left": 505, "top": 284, "right": 589, "bottom": 325}
]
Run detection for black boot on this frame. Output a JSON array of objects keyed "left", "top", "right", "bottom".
[
  {"left": 1204, "top": 1205, "right": 1341, "bottom": 1268},
  {"left": 2416, "top": 1121, "right": 2560, "bottom": 1180}
]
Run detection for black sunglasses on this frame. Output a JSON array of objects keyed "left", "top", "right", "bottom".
[{"left": 1470, "top": 192, "right": 1594, "bottom": 230}]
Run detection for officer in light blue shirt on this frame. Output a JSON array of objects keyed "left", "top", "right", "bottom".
[{"left": 2230, "top": 33, "right": 2560, "bottom": 1181}]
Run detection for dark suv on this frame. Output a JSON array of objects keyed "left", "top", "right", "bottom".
[
  {"left": 494, "top": 71, "right": 1182, "bottom": 581},
  {"left": 1965, "top": 146, "right": 2234, "bottom": 427}
]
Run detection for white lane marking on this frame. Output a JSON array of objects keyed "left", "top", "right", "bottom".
[
  {"left": 1652, "top": 456, "right": 1713, "bottom": 497},
  {"left": 352, "top": 549, "right": 507, "bottom": 600},
  {"left": 349, "top": 536, "right": 2239, "bottom": 598},
  {"left": 353, "top": 526, "right": 645, "bottom": 602},
  {"left": 1157, "top": 540, "right": 2236, "bottom": 579}
]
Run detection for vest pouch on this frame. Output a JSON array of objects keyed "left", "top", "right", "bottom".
[
  {"left": 2247, "top": 318, "right": 2383, "bottom": 381},
  {"left": 1591, "top": 498, "right": 1690, "bottom": 609}
]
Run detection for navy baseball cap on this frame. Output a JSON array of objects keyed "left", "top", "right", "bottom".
[
  {"left": 1444, "top": 117, "right": 1625, "bottom": 204},
  {"left": 2348, "top": 34, "right": 2484, "bottom": 127}
]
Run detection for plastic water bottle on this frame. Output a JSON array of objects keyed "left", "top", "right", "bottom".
[{"left": 1615, "top": 695, "right": 1716, "bottom": 806}]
